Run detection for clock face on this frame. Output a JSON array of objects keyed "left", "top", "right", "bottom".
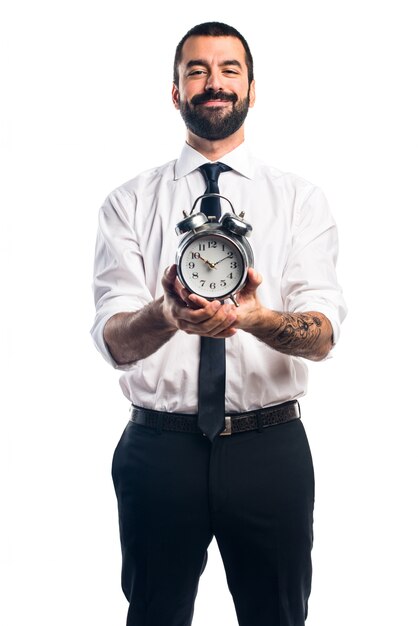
[{"left": 178, "top": 232, "right": 246, "bottom": 299}]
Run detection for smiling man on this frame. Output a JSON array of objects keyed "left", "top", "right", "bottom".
[
  {"left": 91, "top": 21, "right": 346, "bottom": 626},
  {"left": 173, "top": 35, "right": 254, "bottom": 143}
]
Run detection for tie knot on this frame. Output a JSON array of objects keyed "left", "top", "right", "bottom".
[{"left": 199, "top": 162, "right": 231, "bottom": 184}]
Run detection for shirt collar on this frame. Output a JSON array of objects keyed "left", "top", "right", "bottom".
[{"left": 174, "top": 141, "right": 254, "bottom": 181}]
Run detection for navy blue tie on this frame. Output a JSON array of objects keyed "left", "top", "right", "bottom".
[{"left": 197, "top": 162, "right": 231, "bottom": 441}]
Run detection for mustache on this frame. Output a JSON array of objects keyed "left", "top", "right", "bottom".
[{"left": 191, "top": 90, "right": 238, "bottom": 106}]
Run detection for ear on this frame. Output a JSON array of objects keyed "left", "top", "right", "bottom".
[
  {"left": 249, "top": 80, "right": 256, "bottom": 108},
  {"left": 172, "top": 83, "right": 180, "bottom": 110}
]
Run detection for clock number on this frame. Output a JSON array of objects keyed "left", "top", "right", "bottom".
[
  {"left": 230, "top": 262, "right": 237, "bottom": 269},
  {"left": 188, "top": 262, "right": 195, "bottom": 269},
  {"left": 200, "top": 280, "right": 206, "bottom": 287},
  {"left": 210, "top": 282, "right": 216, "bottom": 290},
  {"left": 227, "top": 273, "right": 233, "bottom": 279},
  {"left": 221, "top": 245, "right": 233, "bottom": 257},
  {"left": 220, "top": 280, "right": 226, "bottom": 287},
  {"left": 208, "top": 240, "right": 217, "bottom": 249},
  {"left": 191, "top": 252, "right": 200, "bottom": 259},
  {"left": 192, "top": 272, "right": 198, "bottom": 279},
  {"left": 198, "top": 243, "right": 206, "bottom": 251}
]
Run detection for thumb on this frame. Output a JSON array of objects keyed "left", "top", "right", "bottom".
[
  {"left": 245, "top": 267, "right": 263, "bottom": 293},
  {"left": 162, "top": 264, "right": 177, "bottom": 291}
]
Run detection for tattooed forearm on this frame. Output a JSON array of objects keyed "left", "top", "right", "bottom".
[
  {"left": 249, "top": 310, "right": 333, "bottom": 361},
  {"left": 275, "top": 313, "right": 323, "bottom": 354}
]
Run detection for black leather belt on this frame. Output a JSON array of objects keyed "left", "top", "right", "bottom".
[{"left": 130, "top": 400, "right": 300, "bottom": 436}]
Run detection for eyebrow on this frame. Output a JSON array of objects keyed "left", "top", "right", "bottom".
[{"left": 185, "top": 59, "right": 243, "bottom": 70}]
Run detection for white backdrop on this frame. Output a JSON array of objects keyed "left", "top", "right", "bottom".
[{"left": 2, "top": 1, "right": 417, "bottom": 624}]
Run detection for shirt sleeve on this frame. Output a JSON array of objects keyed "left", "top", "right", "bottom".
[
  {"left": 90, "top": 188, "right": 153, "bottom": 369},
  {"left": 281, "top": 185, "right": 347, "bottom": 345}
]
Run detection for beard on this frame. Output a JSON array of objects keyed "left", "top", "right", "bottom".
[{"left": 179, "top": 89, "right": 250, "bottom": 141}]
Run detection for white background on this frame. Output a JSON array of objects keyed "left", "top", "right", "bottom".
[{"left": 2, "top": 1, "right": 417, "bottom": 624}]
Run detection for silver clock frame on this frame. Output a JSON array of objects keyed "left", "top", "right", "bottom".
[{"left": 176, "top": 223, "right": 254, "bottom": 304}]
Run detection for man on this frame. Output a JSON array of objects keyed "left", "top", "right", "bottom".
[{"left": 91, "top": 22, "right": 346, "bottom": 626}]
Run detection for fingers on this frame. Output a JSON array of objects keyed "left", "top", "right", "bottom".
[
  {"left": 244, "top": 268, "right": 263, "bottom": 293},
  {"left": 162, "top": 266, "right": 251, "bottom": 337},
  {"left": 176, "top": 300, "right": 238, "bottom": 336},
  {"left": 211, "top": 327, "right": 237, "bottom": 338},
  {"left": 162, "top": 266, "right": 196, "bottom": 304},
  {"left": 161, "top": 264, "right": 178, "bottom": 295}
]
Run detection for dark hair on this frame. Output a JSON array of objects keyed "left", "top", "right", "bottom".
[{"left": 173, "top": 22, "right": 254, "bottom": 86}]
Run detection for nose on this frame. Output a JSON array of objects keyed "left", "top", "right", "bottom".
[{"left": 205, "top": 69, "right": 223, "bottom": 92}]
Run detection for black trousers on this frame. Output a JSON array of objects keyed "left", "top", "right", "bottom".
[{"left": 111, "top": 417, "right": 315, "bottom": 626}]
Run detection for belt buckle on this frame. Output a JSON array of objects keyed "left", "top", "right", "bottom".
[{"left": 219, "top": 416, "right": 232, "bottom": 436}]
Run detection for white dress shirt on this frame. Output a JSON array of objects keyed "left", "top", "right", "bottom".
[{"left": 91, "top": 142, "right": 347, "bottom": 413}]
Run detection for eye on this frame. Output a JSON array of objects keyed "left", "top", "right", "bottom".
[
  {"left": 188, "top": 69, "right": 207, "bottom": 77},
  {"left": 223, "top": 67, "right": 240, "bottom": 76}
]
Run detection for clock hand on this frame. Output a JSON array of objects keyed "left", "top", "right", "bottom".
[
  {"left": 199, "top": 255, "right": 217, "bottom": 269},
  {"left": 213, "top": 255, "right": 231, "bottom": 266}
]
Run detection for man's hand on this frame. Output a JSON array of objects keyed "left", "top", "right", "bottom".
[
  {"left": 162, "top": 266, "right": 332, "bottom": 359},
  {"left": 161, "top": 265, "right": 238, "bottom": 338},
  {"left": 224, "top": 267, "right": 333, "bottom": 360},
  {"left": 231, "top": 267, "right": 264, "bottom": 330}
]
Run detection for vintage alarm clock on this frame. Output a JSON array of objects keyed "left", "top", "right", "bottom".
[{"left": 175, "top": 194, "right": 254, "bottom": 306}]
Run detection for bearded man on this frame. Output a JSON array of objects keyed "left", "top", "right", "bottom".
[{"left": 91, "top": 21, "right": 346, "bottom": 626}]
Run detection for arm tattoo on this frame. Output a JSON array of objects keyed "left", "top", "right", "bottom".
[
  {"left": 275, "top": 313, "right": 323, "bottom": 355},
  {"left": 252, "top": 311, "right": 332, "bottom": 360}
]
